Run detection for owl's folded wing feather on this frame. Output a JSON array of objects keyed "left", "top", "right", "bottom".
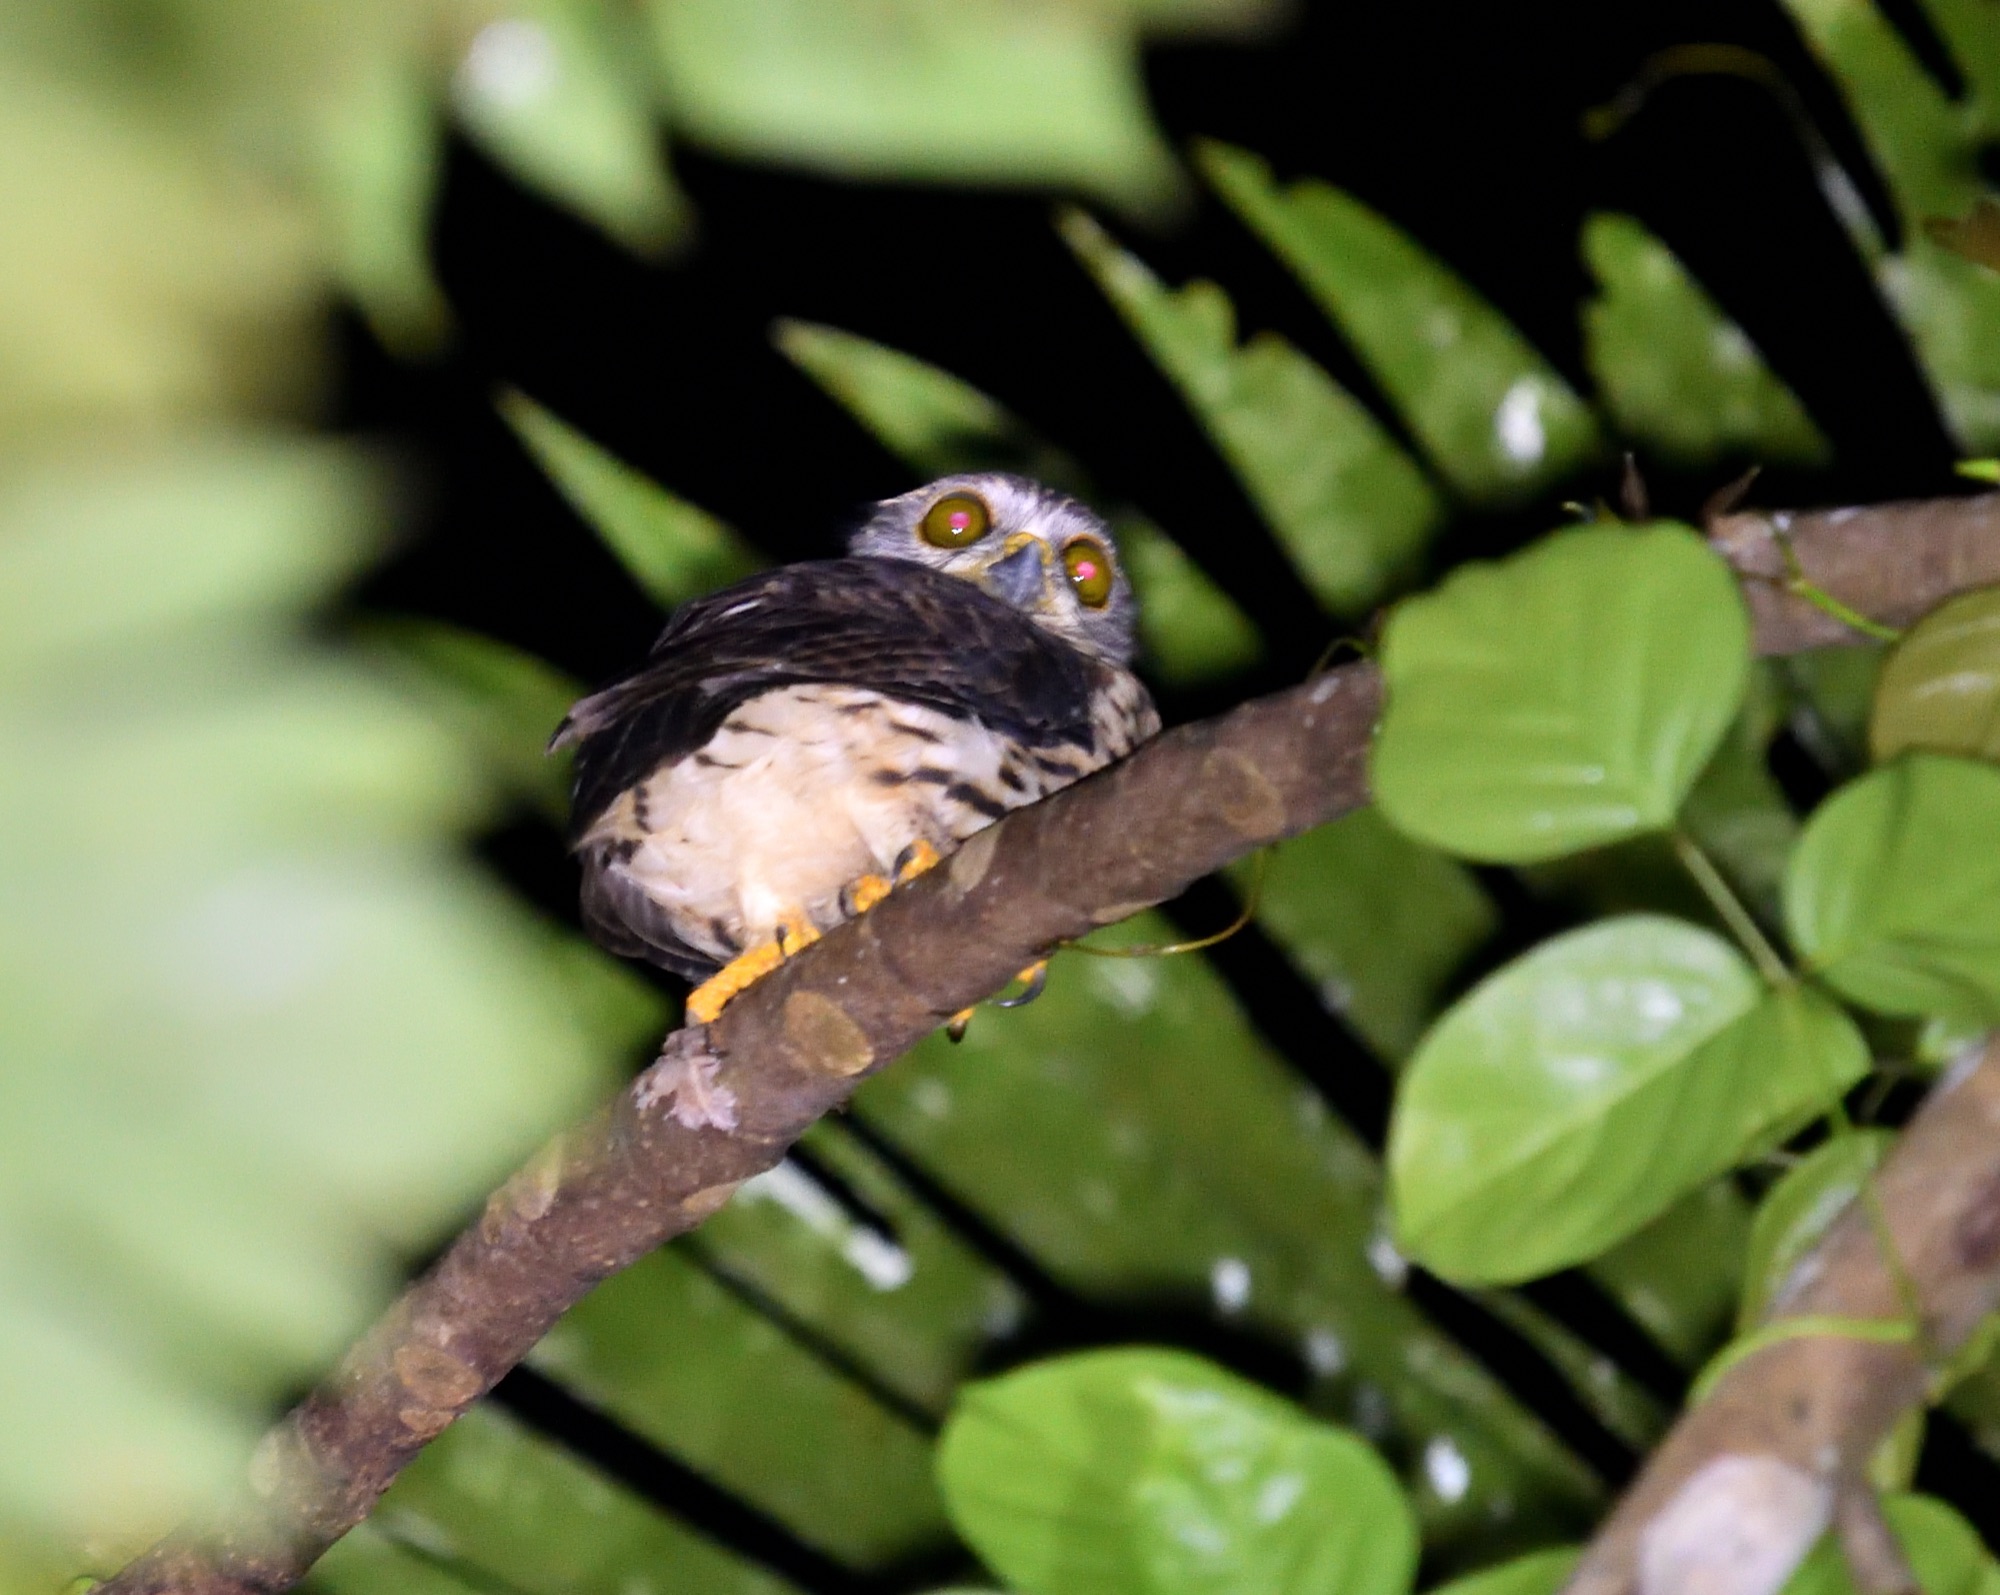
[{"left": 552, "top": 558, "right": 1110, "bottom": 836}]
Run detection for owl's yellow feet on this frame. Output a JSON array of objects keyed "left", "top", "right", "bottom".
[
  {"left": 686, "top": 911, "right": 819, "bottom": 1024},
  {"left": 895, "top": 839, "right": 942, "bottom": 882},
  {"left": 842, "top": 840, "right": 943, "bottom": 920}
]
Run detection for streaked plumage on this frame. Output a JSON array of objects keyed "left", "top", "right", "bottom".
[{"left": 553, "top": 474, "right": 1159, "bottom": 993}]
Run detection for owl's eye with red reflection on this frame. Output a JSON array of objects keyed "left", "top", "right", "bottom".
[
  {"left": 1062, "top": 538, "right": 1114, "bottom": 608},
  {"left": 919, "top": 493, "right": 992, "bottom": 549}
]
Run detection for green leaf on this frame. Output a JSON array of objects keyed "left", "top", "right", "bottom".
[
  {"left": 361, "top": 620, "right": 582, "bottom": 825},
  {"left": 1061, "top": 209, "right": 1442, "bottom": 613},
  {"left": 1738, "top": 1130, "right": 1895, "bottom": 1330},
  {"left": 938, "top": 1347, "right": 1418, "bottom": 1595},
  {"left": 1230, "top": 809, "right": 1497, "bottom": 1063},
  {"left": 1589, "top": 1181, "right": 1752, "bottom": 1367},
  {"left": 860, "top": 917, "right": 1603, "bottom": 1555},
  {"left": 531, "top": 1246, "right": 946, "bottom": 1563},
  {"left": 646, "top": 0, "right": 1187, "bottom": 215},
  {"left": 1116, "top": 518, "right": 1266, "bottom": 685},
  {"left": 771, "top": 319, "right": 1261, "bottom": 684},
  {"left": 1785, "top": 754, "right": 2000, "bottom": 1021},
  {"left": 1779, "top": 1494, "right": 1989, "bottom": 1595},
  {"left": 1778, "top": 0, "right": 2000, "bottom": 449},
  {"left": 1680, "top": 662, "right": 1802, "bottom": 922},
  {"left": 775, "top": 317, "right": 1080, "bottom": 484},
  {"left": 1580, "top": 212, "right": 1827, "bottom": 468},
  {"left": 310, "top": 47, "right": 448, "bottom": 354},
  {"left": 497, "top": 389, "right": 762, "bottom": 607},
  {"left": 1870, "top": 588, "right": 2000, "bottom": 764},
  {"left": 340, "top": 1406, "right": 792, "bottom": 1595},
  {"left": 0, "top": 439, "right": 629, "bottom": 1542},
  {"left": 1424, "top": 1548, "right": 1579, "bottom": 1595},
  {"left": 1199, "top": 142, "right": 1602, "bottom": 504},
  {"left": 450, "top": 1, "right": 685, "bottom": 255},
  {"left": 1390, "top": 918, "right": 1865, "bottom": 1285},
  {"left": 1372, "top": 523, "right": 1751, "bottom": 864}
]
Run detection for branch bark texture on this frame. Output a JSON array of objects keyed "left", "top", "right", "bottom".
[
  {"left": 101, "top": 491, "right": 2000, "bottom": 1594},
  {"left": 1559, "top": 1039, "right": 2000, "bottom": 1595}
]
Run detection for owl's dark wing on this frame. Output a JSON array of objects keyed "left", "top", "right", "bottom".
[{"left": 551, "top": 558, "right": 1109, "bottom": 836}]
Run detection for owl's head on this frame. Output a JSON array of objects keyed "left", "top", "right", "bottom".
[{"left": 849, "top": 473, "right": 1140, "bottom": 666}]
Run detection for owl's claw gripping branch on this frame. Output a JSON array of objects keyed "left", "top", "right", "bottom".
[
  {"left": 684, "top": 912, "right": 820, "bottom": 1024},
  {"left": 94, "top": 489, "right": 2000, "bottom": 1595}
]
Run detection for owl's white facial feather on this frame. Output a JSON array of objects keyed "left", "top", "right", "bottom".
[{"left": 847, "top": 472, "right": 1140, "bottom": 666}]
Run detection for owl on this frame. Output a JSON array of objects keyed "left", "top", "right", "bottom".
[{"left": 552, "top": 473, "right": 1161, "bottom": 1024}]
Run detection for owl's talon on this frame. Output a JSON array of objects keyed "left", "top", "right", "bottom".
[
  {"left": 894, "top": 839, "right": 942, "bottom": 883},
  {"left": 946, "top": 1008, "right": 974, "bottom": 1043},
  {"left": 842, "top": 874, "right": 894, "bottom": 917},
  {"left": 686, "top": 943, "right": 786, "bottom": 1024},
  {"left": 993, "top": 960, "right": 1049, "bottom": 1009},
  {"left": 686, "top": 909, "right": 818, "bottom": 1023},
  {"left": 777, "top": 911, "right": 820, "bottom": 958}
]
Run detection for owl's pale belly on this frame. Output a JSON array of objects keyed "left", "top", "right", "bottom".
[{"left": 579, "top": 682, "right": 1148, "bottom": 967}]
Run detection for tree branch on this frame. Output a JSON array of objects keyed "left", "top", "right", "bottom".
[
  {"left": 100, "top": 491, "right": 2000, "bottom": 1594},
  {"left": 1559, "top": 1038, "right": 2000, "bottom": 1595}
]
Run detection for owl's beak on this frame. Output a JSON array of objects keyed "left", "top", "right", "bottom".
[{"left": 983, "top": 536, "right": 1050, "bottom": 611}]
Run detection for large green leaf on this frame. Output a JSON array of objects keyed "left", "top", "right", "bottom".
[
  {"left": 1580, "top": 212, "right": 1826, "bottom": 467},
  {"left": 1230, "top": 809, "right": 1496, "bottom": 1063},
  {"left": 1199, "top": 142, "right": 1602, "bottom": 504},
  {"left": 1372, "top": 524, "right": 1751, "bottom": 864},
  {"left": 1778, "top": 1494, "right": 1991, "bottom": 1595},
  {"left": 1425, "top": 1548, "right": 1578, "bottom": 1595},
  {"left": 450, "top": 0, "right": 685, "bottom": 254},
  {"left": 771, "top": 318, "right": 1261, "bottom": 685},
  {"left": 1390, "top": 918, "right": 1862, "bottom": 1285},
  {"left": 860, "top": 917, "right": 1601, "bottom": 1556},
  {"left": 498, "top": 389, "right": 762, "bottom": 608},
  {"left": 1062, "top": 209, "right": 1441, "bottom": 614},
  {"left": 1870, "top": 588, "right": 2000, "bottom": 764},
  {"left": 1786, "top": 754, "right": 2000, "bottom": 1021},
  {"left": 1738, "top": 1130, "right": 1894, "bottom": 1330},
  {"left": 938, "top": 1348, "right": 1417, "bottom": 1595}
]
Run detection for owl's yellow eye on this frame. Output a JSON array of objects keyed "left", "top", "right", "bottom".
[
  {"left": 1062, "top": 538, "right": 1114, "bottom": 608},
  {"left": 920, "top": 493, "right": 991, "bottom": 549}
]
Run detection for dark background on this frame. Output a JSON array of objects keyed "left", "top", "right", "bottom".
[{"left": 336, "top": 4, "right": 1994, "bottom": 1586}]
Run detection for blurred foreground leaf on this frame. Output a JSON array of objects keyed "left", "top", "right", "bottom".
[
  {"left": 0, "top": 436, "right": 641, "bottom": 1552},
  {"left": 647, "top": 0, "right": 1193, "bottom": 213},
  {"left": 451, "top": 1, "right": 685, "bottom": 255}
]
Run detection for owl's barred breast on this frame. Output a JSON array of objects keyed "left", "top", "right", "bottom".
[{"left": 580, "top": 678, "right": 1157, "bottom": 971}]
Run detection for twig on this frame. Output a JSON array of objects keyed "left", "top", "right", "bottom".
[{"left": 100, "top": 490, "right": 2000, "bottom": 1594}]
